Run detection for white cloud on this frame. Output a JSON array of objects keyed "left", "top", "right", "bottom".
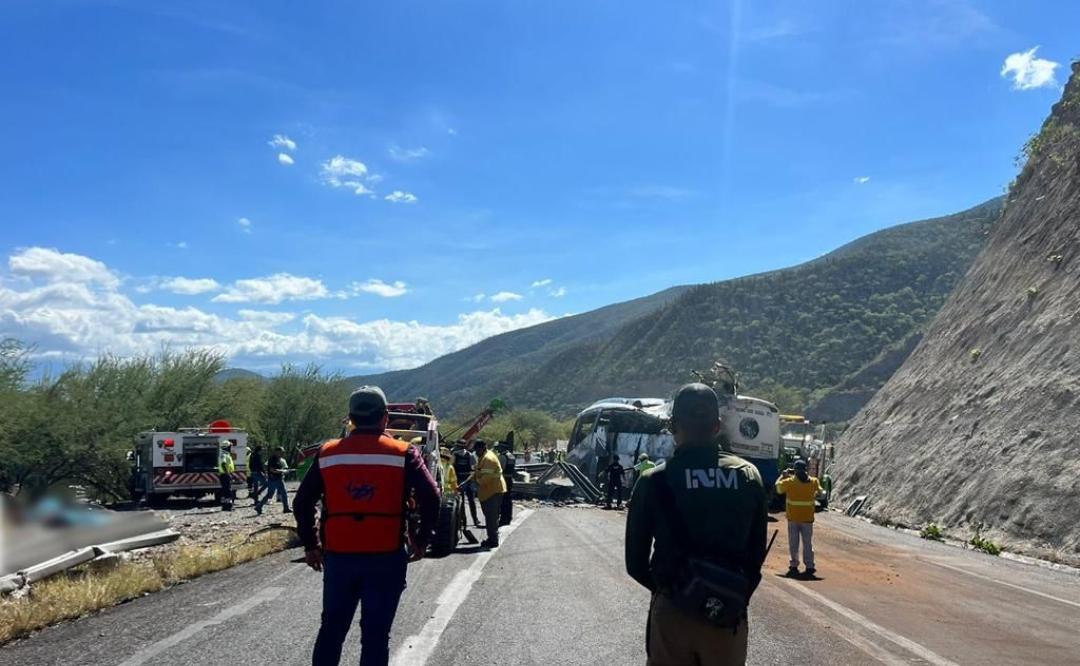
[
  {"left": 490, "top": 291, "right": 523, "bottom": 303},
  {"left": 531, "top": 278, "right": 553, "bottom": 288},
  {"left": 854, "top": 176, "right": 871, "bottom": 184},
  {"left": 321, "top": 156, "right": 381, "bottom": 196},
  {"left": 237, "top": 217, "right": 253, "bottom": 233},
  {"left": 466, "top": 293, "right": 486, "bottom": 303},
  {"left": 212, "top": 273, "right": 330, "bottom": 304},
  {"left": 176, "top": 241, "right": 189, "bottom": 250},
  {"left": 277, "top": 153, "right": 294, "bottom": 166},
  {"left": 353, "top": 279, "right": 409, "bottom": 298},
  {"left": 160, "top": 277, "right": 220, "bottom": 295},
  {"left": 1001, "top": 47, "right": 1060, "bottom": 90},
  {"left": 389, "top": 145, "right": 430, "bottom": 161},
  {"left": 237, "top": 309, "right": 296, "bottom": 326},
  {"left": 549, "top": 287, "right": 567, "bottom": 298},
  {"left": 9, "top": 247, "right": 120, "bottom": 289},
  {"left": 322, "top": 155, "right": 368, "bottom": 179},
  {"left": 341, "top": 180, "right": 375, "bottom": 196},
  {"left": 269, "top": 134, "right": 297, "bottom": 151},
  {"left": 0, "top": 249, "right": 556, "bottom": 372},
  {"left": 385, "top": 190, "right": 418, "bottom": 204},
  {"left": 300, "top": 308, "right": 554, "bottom": 370}
]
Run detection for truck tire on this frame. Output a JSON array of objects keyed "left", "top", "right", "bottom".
[{"left": 431, "top": 493, "right": 460, "bottom": 557}]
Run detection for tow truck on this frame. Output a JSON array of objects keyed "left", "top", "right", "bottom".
[
  {"left": 129, "top": 420, "right": 247, "bottom": 507},
  {"left": 295, "top": 399, "right": 503, "bottom": 556},
  {"left": 779, "top": 414, "right": 833, "bottom": 508}
]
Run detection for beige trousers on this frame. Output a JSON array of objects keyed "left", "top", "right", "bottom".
[{"left": 647, "top": 592, "right": 748, "bottom": 666}]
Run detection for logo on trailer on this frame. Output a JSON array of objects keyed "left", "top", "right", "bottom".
[{"left": 738, "top": 417, "right": 760, "bottom": 440}]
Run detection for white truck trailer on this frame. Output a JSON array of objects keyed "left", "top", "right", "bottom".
[{"left": 129, "top": 421, "right": 247, "bottom": 506}]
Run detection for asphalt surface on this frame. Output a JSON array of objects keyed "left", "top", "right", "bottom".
[{"left": 3, "top": 506, "right": 1079, "bottom": 665}]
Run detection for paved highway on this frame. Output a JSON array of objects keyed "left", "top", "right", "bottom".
[{"left": 2, "top": 506, "right": 1078, "bottom": 665}]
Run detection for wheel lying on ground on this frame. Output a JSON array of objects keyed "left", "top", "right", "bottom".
[{"left": 431, "top": 492, "right": 461, "bottom": 557}]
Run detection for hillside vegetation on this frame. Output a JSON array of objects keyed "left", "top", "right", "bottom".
[
  {"left": 832, "top": 62, "right": 1080, "bottom": 563},
  {"left": 354, "top": 199, "right": 1002, "bottom": 416},
  {"left": 0, "top": 344, "right": 347, "bottom": 500},
  {"left": 349, "top": 285, "right": 690, "bottom": 410}
]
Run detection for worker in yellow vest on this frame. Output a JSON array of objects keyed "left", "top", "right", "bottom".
[
  {"left": 217, "top": 440, "right": 236, "bottom": 512},
  {"left": 775, "top": 459, "right": 821, "bottom": 577},
  {"left": 439, "top": 447, "right": 458, "bottom": 494},
  {"left": 459, "top": 440, "right": 506, "bottom": 548}
]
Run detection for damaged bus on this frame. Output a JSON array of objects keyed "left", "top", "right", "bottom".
[{"left": 567, "top": 369, "right": 782, "bottom": 498}]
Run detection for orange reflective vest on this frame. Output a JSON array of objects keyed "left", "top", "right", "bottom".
[{"left": 319, "top": 432, "right": 410, "bottom": 554}]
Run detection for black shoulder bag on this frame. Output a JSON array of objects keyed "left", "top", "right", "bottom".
[{"left": 651, "top": 468, "right": 751, "bottom": 628}]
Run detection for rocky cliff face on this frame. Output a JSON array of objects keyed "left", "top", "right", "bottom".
[{"left": 833, "top": 63, "right": 1080, "bottom": 563}]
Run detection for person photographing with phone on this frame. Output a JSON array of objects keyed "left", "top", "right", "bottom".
[
  {"left": 625, "top": 383, "right": 768, "bottom": 666},
  {"left": 294, "top": 386, "right": 439, "bottom": 666},
  {"left": 776, "top": 458, "right": 821, "bottom": 578}
]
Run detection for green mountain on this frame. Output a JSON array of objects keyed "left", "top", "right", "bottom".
[
  {"left": 349, "top": 285, "right": 691, "bottom": 410},
  {"left": 214, "top": 368, "right": 265, "bottom": 383},
  {"left": 350, "top": 198, "right": 1003, "bottom": 417}
]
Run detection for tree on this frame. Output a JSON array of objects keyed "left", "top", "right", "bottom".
[{"left": 258, "top": 365, "right": 348, "bottom": 458}]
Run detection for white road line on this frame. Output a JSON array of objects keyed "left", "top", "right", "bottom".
[
  {"left": 116, "top": 586, "right": 285, "bottom": 666},
  {"left": 392, "top": 508, "right": 534, "bottom": 666},
  {"left": 775, "top": 578, "right": 959, "bottom": 666},
  {"left": 765, "top": 581, "right": 911, "bottom": 666},
  {"left": 927, "top": 559, "right": 1080, "bottom": 611}
]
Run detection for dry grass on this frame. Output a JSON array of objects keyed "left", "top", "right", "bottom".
[{"left": 0, "top": 530, "right": 296, "bottom": 644}]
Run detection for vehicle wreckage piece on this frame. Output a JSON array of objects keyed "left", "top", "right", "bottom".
[{"left": 514, "top": 462, "right": 603, "bottom": 504}]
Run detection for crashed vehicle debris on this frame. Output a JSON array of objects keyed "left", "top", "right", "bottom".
[{"left": 565, "top": 365, "right": 783, "bottom": 498}]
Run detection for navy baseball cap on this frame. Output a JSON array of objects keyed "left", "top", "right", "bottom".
[
  {"left": 349, "top": 386, "right": 388, "bottom": 421},
  {"left": 793, "top": 459, "right": 808, "bottom": 470},
  {"left": 670, "top": 383, "right": 721, "bottom": 426}
]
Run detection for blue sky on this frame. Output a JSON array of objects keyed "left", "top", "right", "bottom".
[{"left": 0, "top": 0, "right": 1074, "bottom": 373}]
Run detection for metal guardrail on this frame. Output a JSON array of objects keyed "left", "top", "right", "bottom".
[{"left": 1, "top": 528, "right": 180, "bottom": 594}]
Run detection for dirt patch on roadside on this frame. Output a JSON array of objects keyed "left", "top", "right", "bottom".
[{"left": 137, "top": 482, "right": 299, "bottom": 555}]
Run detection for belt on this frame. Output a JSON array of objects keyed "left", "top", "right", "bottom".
[{"left": 786, "top": 500, "right": 815, "bottom": 506}]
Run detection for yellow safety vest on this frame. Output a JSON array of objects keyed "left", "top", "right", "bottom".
[
  {"left": 474, "top": 450, "right": 507, "bottom": 502},
  {"left": 775, "top": 475, "right": 820, "bottom": 523},
  {"left": 218, "top": 451, "right": 236, "bottom": 474}
]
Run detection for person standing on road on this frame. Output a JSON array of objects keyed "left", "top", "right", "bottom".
[
  {"left": 439, "top": 446, "right": 459, "bottom": 493},
  {"left": 452, "top": 441, "right": 481, "bottom": 527},
  {"left": 295, "top": 386, "right": 439, "bottom": 666},
  {"left": 256, "top": 446, "right": 290, "bottom": 515},
  {"left": 217, "top": 440, "right": 236, "bottom": 511},
  {"left": 633, "top": 453, "right": 656, "bottom": 487},
  {"left": 460, "top": 440, "right": 506, "bottom": 547},
  {"left": 775, "top": 459, "right": 821, "bottom": 577},
  {"left": 625, "top": 383, "right": 768, "bottom": 666},
  {"left": 605, "top": 456, "right": 625, "bottom": 509},
  {"left": 497, "top": 441, "right": 516, "bottom": 526},
  {"left": 248, "top": 444, "right": 266, "bottom": 501}
]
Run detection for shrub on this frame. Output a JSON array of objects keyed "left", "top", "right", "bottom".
[
  {"left": 920, "top": 523, "right": 945, "bottom": 541},
  {"left": 969, "top": 524, "right": 1002, "bottom": 556}
]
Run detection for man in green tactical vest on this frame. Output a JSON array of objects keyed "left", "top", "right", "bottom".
[{"left": 625, "top": 383, "right": 768, "bottom": 665}]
